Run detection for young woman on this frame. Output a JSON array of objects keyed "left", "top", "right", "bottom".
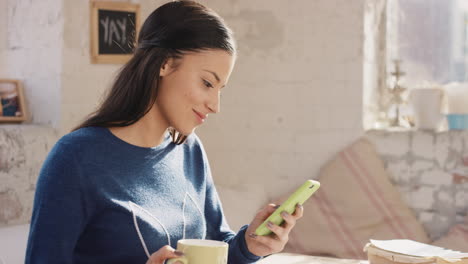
[{"left": 25, "top": 1, "right": 303, "bottom": 263}]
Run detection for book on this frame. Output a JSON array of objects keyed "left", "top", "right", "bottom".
[{"left": 364, "top": 239, "right": 468, "bottom": 264}]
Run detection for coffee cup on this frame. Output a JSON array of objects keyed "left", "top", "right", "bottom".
[
  {"left": 166, "top": 239, "right": 228, "bottom": 264},
  {"left": 409, "top": 88, "right": 444, "bottom": 130}
]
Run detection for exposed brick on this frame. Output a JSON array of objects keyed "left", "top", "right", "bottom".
[
  {"left": 463, "top": 156, "right": 468, "bottom": 166},
  {"left": 423, "top": 214, "right": 453, "bottom": 240},
  {"left": 369, "top": 131, "right": 468, "bottom": 239},
  {"left": 421, "top": 170, "right": 452, "bottom": 186},
  {"left": 412, "top": 132, "right": 435, "bottom": 160},
  {"left": 419, "top": 211, "right": 435, "bottom": 223},
  {"left": 434, "top": 133, "right": 450, "bottom": 166},
  {"left": 386, "top": 160, "right": 411, "bottom": 184},
  {"left": 410, "top": 186, "right": 435, "bottom": 210},
  {"left": 449, "top": 133, "right": 464, "bottom": 153},
  {"left": 436, "top": 190, "right": 454, "bottom": 204},
  {"left": 0, "top": 189, "right": 23, "bottom": 224},
  {"left": 0, "top": 126, "right": 57, "bottom": 226},
  {"left": 411, "top": 160, "right": 435, "bottom": 172},
  {"left": 366, "top": 130, "right": 410, "bottom": 156},
  {"left": 455, "top": 190, "right": 467, "bottom": 211},
  {"left": 453, "top": 173, "right": 468, "bottom": 184}
]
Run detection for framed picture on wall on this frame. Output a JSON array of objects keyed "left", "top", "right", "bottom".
[
  {"left": 0, "top": 79, "right": 28, "bottom": 123},
  {"left": 90, "top": 1, "right": 140, "bottom": 64}
]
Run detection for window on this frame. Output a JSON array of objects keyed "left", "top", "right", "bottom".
[
  {"left": 387, "top": 0, "right": 467, "bottom": 87},
  {"left": 364, "top": 0, "right": 468, "bottom": 130}
]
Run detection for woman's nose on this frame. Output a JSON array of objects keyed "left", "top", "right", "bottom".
[{"left": 207, "top": 93, "right": 220, "bottom": 114}]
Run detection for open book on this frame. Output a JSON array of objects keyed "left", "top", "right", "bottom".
[{"left": 364, "top": 239, "right": 468, "bottom": 264}]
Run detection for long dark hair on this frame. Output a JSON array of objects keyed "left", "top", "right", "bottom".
[{"left": 74, "top": 0, "right": 236, "bottom": 144}]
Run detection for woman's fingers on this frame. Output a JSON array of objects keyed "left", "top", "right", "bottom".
[
  {"left": 146, "top": 245, "right": 184, "bottom": 264},
  {"left": 293, "top": 204, "right": 304, "bottom": 218},
  {"left": 267, "top": 220, "right": 288, "bottom": 242},
  {"left": 268, "top": 203, "right": 303, "bottom": 233},
  {"left": 265, "top": 204, "right": 304, "bottom": 241},
  {"left": 279, "top": 211, "right": 296, "bottom": 233},
  {"left": 282, "top": 203, "right": 304, "bottom": 230}
]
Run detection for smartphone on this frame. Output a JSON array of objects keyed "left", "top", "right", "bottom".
[{"left": 254, "top": 179, "right": 321, "bottom": 236}]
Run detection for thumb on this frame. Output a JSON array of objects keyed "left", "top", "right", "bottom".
[{"left": 147, "top": 245, "right": 183, "bottom": 264}]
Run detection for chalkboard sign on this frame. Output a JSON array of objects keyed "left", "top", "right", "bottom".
[{"left": 90, "top": 1, "right": 140, "bottom": 64}]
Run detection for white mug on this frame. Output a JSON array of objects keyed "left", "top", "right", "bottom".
[
  {"left": 409, "top": 88, "right": 444, "bottom": 130},
  {"left": 166, "top": 239, "right": 228, "bottom": 264}
]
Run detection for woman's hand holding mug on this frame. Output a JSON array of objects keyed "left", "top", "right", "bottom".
[
  {"left": 146, "top": 245, "right": 184, "bottom": 264},
  {"left": 149, "top": 239, "right": 228, "bottom": 264}
]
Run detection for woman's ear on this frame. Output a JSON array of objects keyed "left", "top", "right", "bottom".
[{"left": 160, "top": 58, "right": 175, "bottom": 77}]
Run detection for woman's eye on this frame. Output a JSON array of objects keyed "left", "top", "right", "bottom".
[{"left": 203, "top": 79, "right": 214, "bottom": 88}]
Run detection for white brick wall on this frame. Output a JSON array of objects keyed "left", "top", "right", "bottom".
[
  {"left": 196, "top": 0, "right": 364, "bottom": 198},
  {"left": 0, "top": 0, "right": 63, "bottom": 227},
  {"left": 367, "top": 130, "right": 468, "bottom": 240},
  {"left": 0, "top": 125, "right": 57, "bottom": 226},
  {"left": 1, "top": 0, "right": 63, "bottom": 126}
]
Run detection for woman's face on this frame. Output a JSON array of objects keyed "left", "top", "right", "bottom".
[{"left": 155, "top": 49, "right": 235, "bottom": 135}]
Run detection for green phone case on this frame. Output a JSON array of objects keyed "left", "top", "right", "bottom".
[{"left": 255, "top": 180, "right": 321, "bottom": 236}]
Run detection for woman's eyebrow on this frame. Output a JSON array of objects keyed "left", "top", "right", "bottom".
[{"left": 203, "top": 69, "right": 220, "bottom": 83}]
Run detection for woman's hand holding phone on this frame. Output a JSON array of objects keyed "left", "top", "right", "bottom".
[
  {"left": 244, "top": 203, "right": 304, "bottom": 256},
  {"left": 244, "top": 180, "right": 320, "bottom": 257}
]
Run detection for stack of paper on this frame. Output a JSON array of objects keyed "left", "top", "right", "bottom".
[{"left": 364, "top": 239, "right": 468, "bottom": 264}]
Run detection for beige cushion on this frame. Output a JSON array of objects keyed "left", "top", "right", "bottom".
[
  {"left": 432, "top": 215, "right": 468, "bottom": 252},
  {"left": 284, "top": 138, "right": 430, "bottom": 259}
]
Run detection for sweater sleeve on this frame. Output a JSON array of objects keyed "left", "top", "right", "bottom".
[
  {"left": 203, "top": 164, "right": 261, "bottom": 263},
  {"left": 25, "top": 141, "right": 90, "bottom": 264}
]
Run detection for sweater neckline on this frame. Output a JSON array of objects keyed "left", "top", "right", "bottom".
[{"left": 100, "top": 127, "right": 173, "bottom": 152}]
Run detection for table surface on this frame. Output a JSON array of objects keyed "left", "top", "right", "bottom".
[{"left": 258, "top": 253, "right": 368, "bottom": 264}]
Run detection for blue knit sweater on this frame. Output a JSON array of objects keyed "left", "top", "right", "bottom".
[{"left": 25, "top": 127, "right": 261, "bottom": 264}]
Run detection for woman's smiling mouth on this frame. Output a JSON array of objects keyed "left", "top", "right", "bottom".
[{"left": 193, "top": 109, "right": 206, "bottom": 123}]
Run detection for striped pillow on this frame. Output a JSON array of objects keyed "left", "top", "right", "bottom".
[{"left": 284, "top": 138, "right": 430, "bottom": 259}]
